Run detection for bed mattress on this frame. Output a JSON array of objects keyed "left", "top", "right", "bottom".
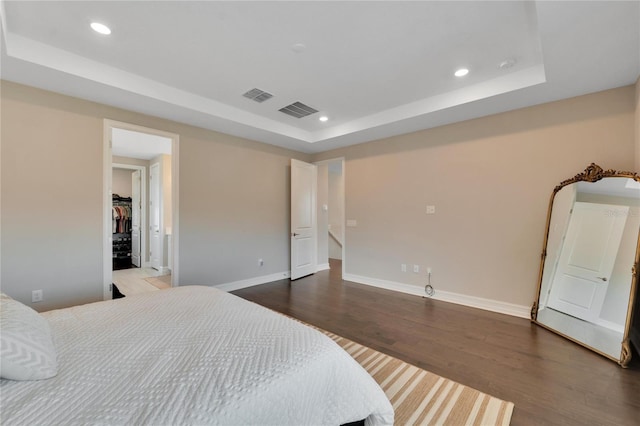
[{"left": 1, "top": 286, "right": 393, "bottom": 425}]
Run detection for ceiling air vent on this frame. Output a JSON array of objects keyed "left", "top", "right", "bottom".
[
  {"left": 279, "top": 102, "right": 318, "bottom": 118},
  {"left": 242, "top": 88, "right": 273, "bottom": 103}
]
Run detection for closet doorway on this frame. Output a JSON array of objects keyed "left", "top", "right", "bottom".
[
  {"left": 112, "top": 164, "right": 145, "bottom": 269},
  {"left": 103, "top": 120, "right": 179, "bottom": 300}
]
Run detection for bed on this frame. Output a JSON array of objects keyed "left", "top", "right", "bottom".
[{"left": 0, "top": 286, "right": 394, "bottom": 425}]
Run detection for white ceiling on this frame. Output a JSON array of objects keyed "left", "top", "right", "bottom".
[
  {"left": 1, "top": 1, "right": 638, "bottom": 154},
  {"left": 111, "top": 128, "right": 172, "bottom": 160}
]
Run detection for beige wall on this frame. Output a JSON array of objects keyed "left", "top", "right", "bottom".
[
  {"left": 1, "top": 79, "right": 636, "bottom": 313},
  {"left": 178, "top": 130, "right": 310, "bottom": 285},
  {"left": 112, "top": 168, "right": 134, "bottom": 198},
  {"left": 1, "top": 81, "right": 309, "bottom": 310},
  {"left": 1, "top": 83, "right": 104, "bottom": 310},
  {"left": 312, "top": 86, "right": 636, "bottom": 308}
]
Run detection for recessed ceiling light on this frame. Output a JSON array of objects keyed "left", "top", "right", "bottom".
[
  {"left": 90, "top": 22, "right": 111, "bottom": 35},
  {"left": 454, "top": 68, "right": 469, "bottom": 77},
  {"left": 319, "top": 116, "right": 329, "bottom": 122}
]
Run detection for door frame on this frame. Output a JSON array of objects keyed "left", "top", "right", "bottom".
[
  {"left": 103, "top": 119, "right": 180, "bottom": 300},
  {"left": 149, "top": 161, "right": 162, "bottom": 271},
  {"left": 112, "top": 163, "right": 146, "bottom": 268},
  {"left": 313, "top": 157, "right": 346, "bottom": 279}
]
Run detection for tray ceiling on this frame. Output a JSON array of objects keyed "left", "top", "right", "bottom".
[{"left": 1, "top": 1, "right": 638, "bottom": 153}]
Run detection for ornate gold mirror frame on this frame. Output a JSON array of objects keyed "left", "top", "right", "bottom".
[{"left": 531, "top": 164, "right": 640, "bottom": 367}]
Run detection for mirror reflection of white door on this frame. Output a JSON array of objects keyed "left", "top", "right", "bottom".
[
  {"left": 150, "top": 163, "right": 161, "bottom": 270},
  {"left": 131, "top": 170, "right": 142, "bottom": 267},
  {"left": 547, "top": 202, "right": 629, "bottom": 322},
  {"left": 291, "top": 159, "right": 317, "bottom": 280}
]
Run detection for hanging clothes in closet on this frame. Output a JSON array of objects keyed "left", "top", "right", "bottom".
[
  {"left": 112, "top": 196, "right": 132, "bottom": 234},
  {"left": 112, "top": 195, "right": 133, "bottom": 270},
  {"left": 112, "top": 205, "right": 132, "bottom": 233}
]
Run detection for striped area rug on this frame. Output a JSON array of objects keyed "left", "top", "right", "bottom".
[{"left": 318, "top": 328, "right": 514, "bottom": 425}]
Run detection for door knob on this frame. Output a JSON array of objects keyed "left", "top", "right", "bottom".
[
  {"left": 596, "top": 277, "right": 608, "bottom": 282},
  {"left": 291, "top": 232, "right": 299, "bottom": 237}
]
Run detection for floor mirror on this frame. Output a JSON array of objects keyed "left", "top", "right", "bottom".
[{"left": 531, "top": 164, "right": 640, "bottom": 367}]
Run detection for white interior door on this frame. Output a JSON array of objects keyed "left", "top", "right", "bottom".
[
  {"left": 150, "top": 163, "right": 161, "bottom": 270},
  {"left": 547, "top": 202, "right": 629, "bottom": 322},
  {"left": 291, "top": 159, "right": 317, "bottom": 280},
  {"left": 131, "top": 170, "right": 142, "bottom": 267}
]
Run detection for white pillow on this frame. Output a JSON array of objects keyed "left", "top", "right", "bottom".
[{"left": 0, "top": 293, "right": 58, "bottom": 380}]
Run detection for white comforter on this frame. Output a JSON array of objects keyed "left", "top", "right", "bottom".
[{"left": 1, "top": 286, "right": 393, "bottom": 425}]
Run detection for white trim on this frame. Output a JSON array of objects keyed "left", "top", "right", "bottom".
[
  {"left": 3, "top": 29, "right": 546, "bottom": 147},
  {"left": 316, "top": 263, "right": 330, "bottom": 272},
  {"left": 149, "top": 161, "right": 163, "bottom": 271},
  {"left": 217, "top": 271, "right": 291, "bottom": 292},
  {"left": 102, "top": 123, "right": 112, "bottom": 300},
  {"left": 171, "top": 135, "right": 180, "bottom": 288},
  {"left": 343, "top": 273, "right": 531, "bottom": 319},
  {"left": 112, "top": 163, "right": 147, "bottom": 270},
  {"left": 103, "top": 119, "right": 180, "bottom": 300},
  {"left": 340, "top": 158, "right": 345, "bottom": 278},
  {"left": 595, "top": 318, "right": 625, "bottom": 334}
]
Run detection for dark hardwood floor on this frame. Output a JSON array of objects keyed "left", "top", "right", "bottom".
[{"left": 233, "top": 260, "right": 640, "bottom": 426}]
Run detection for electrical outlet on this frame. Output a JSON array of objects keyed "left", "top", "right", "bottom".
[
  {"left": 413, "top": 265, "right": 420, "bottom": 273},
  {"left": 427, "top": 267, "right": 432, "bottom": 274},
  {"left": 426, "top": 205, "right": 436, "bottom": 214},
  {"left": 401, "top": 264, "right": 407, "bottom": 272},
  {"left": 258, "top": 258, "right": 264, "bottom": 266},
  {"left": 32, "top": 290, "right": 43, "bottom": 303}
]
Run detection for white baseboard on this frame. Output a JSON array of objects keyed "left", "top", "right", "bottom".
[
  {"left": 343, "top": 273, "right": 531, "bottom": 319},
  {"left": 151, "top": 266, "right": 170, "bottom": 274},
  {"left": 595, "top": 318, "right": 625, "bottom": 333},
  {"left": 142, "top": 261, "right": 169, "bottom": 273},
  {"left": 316, "top": 263, "right": 330, "bottom": 272},
  {"left": 217, "top": 271, "right": 291, "bottom": 292}
]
